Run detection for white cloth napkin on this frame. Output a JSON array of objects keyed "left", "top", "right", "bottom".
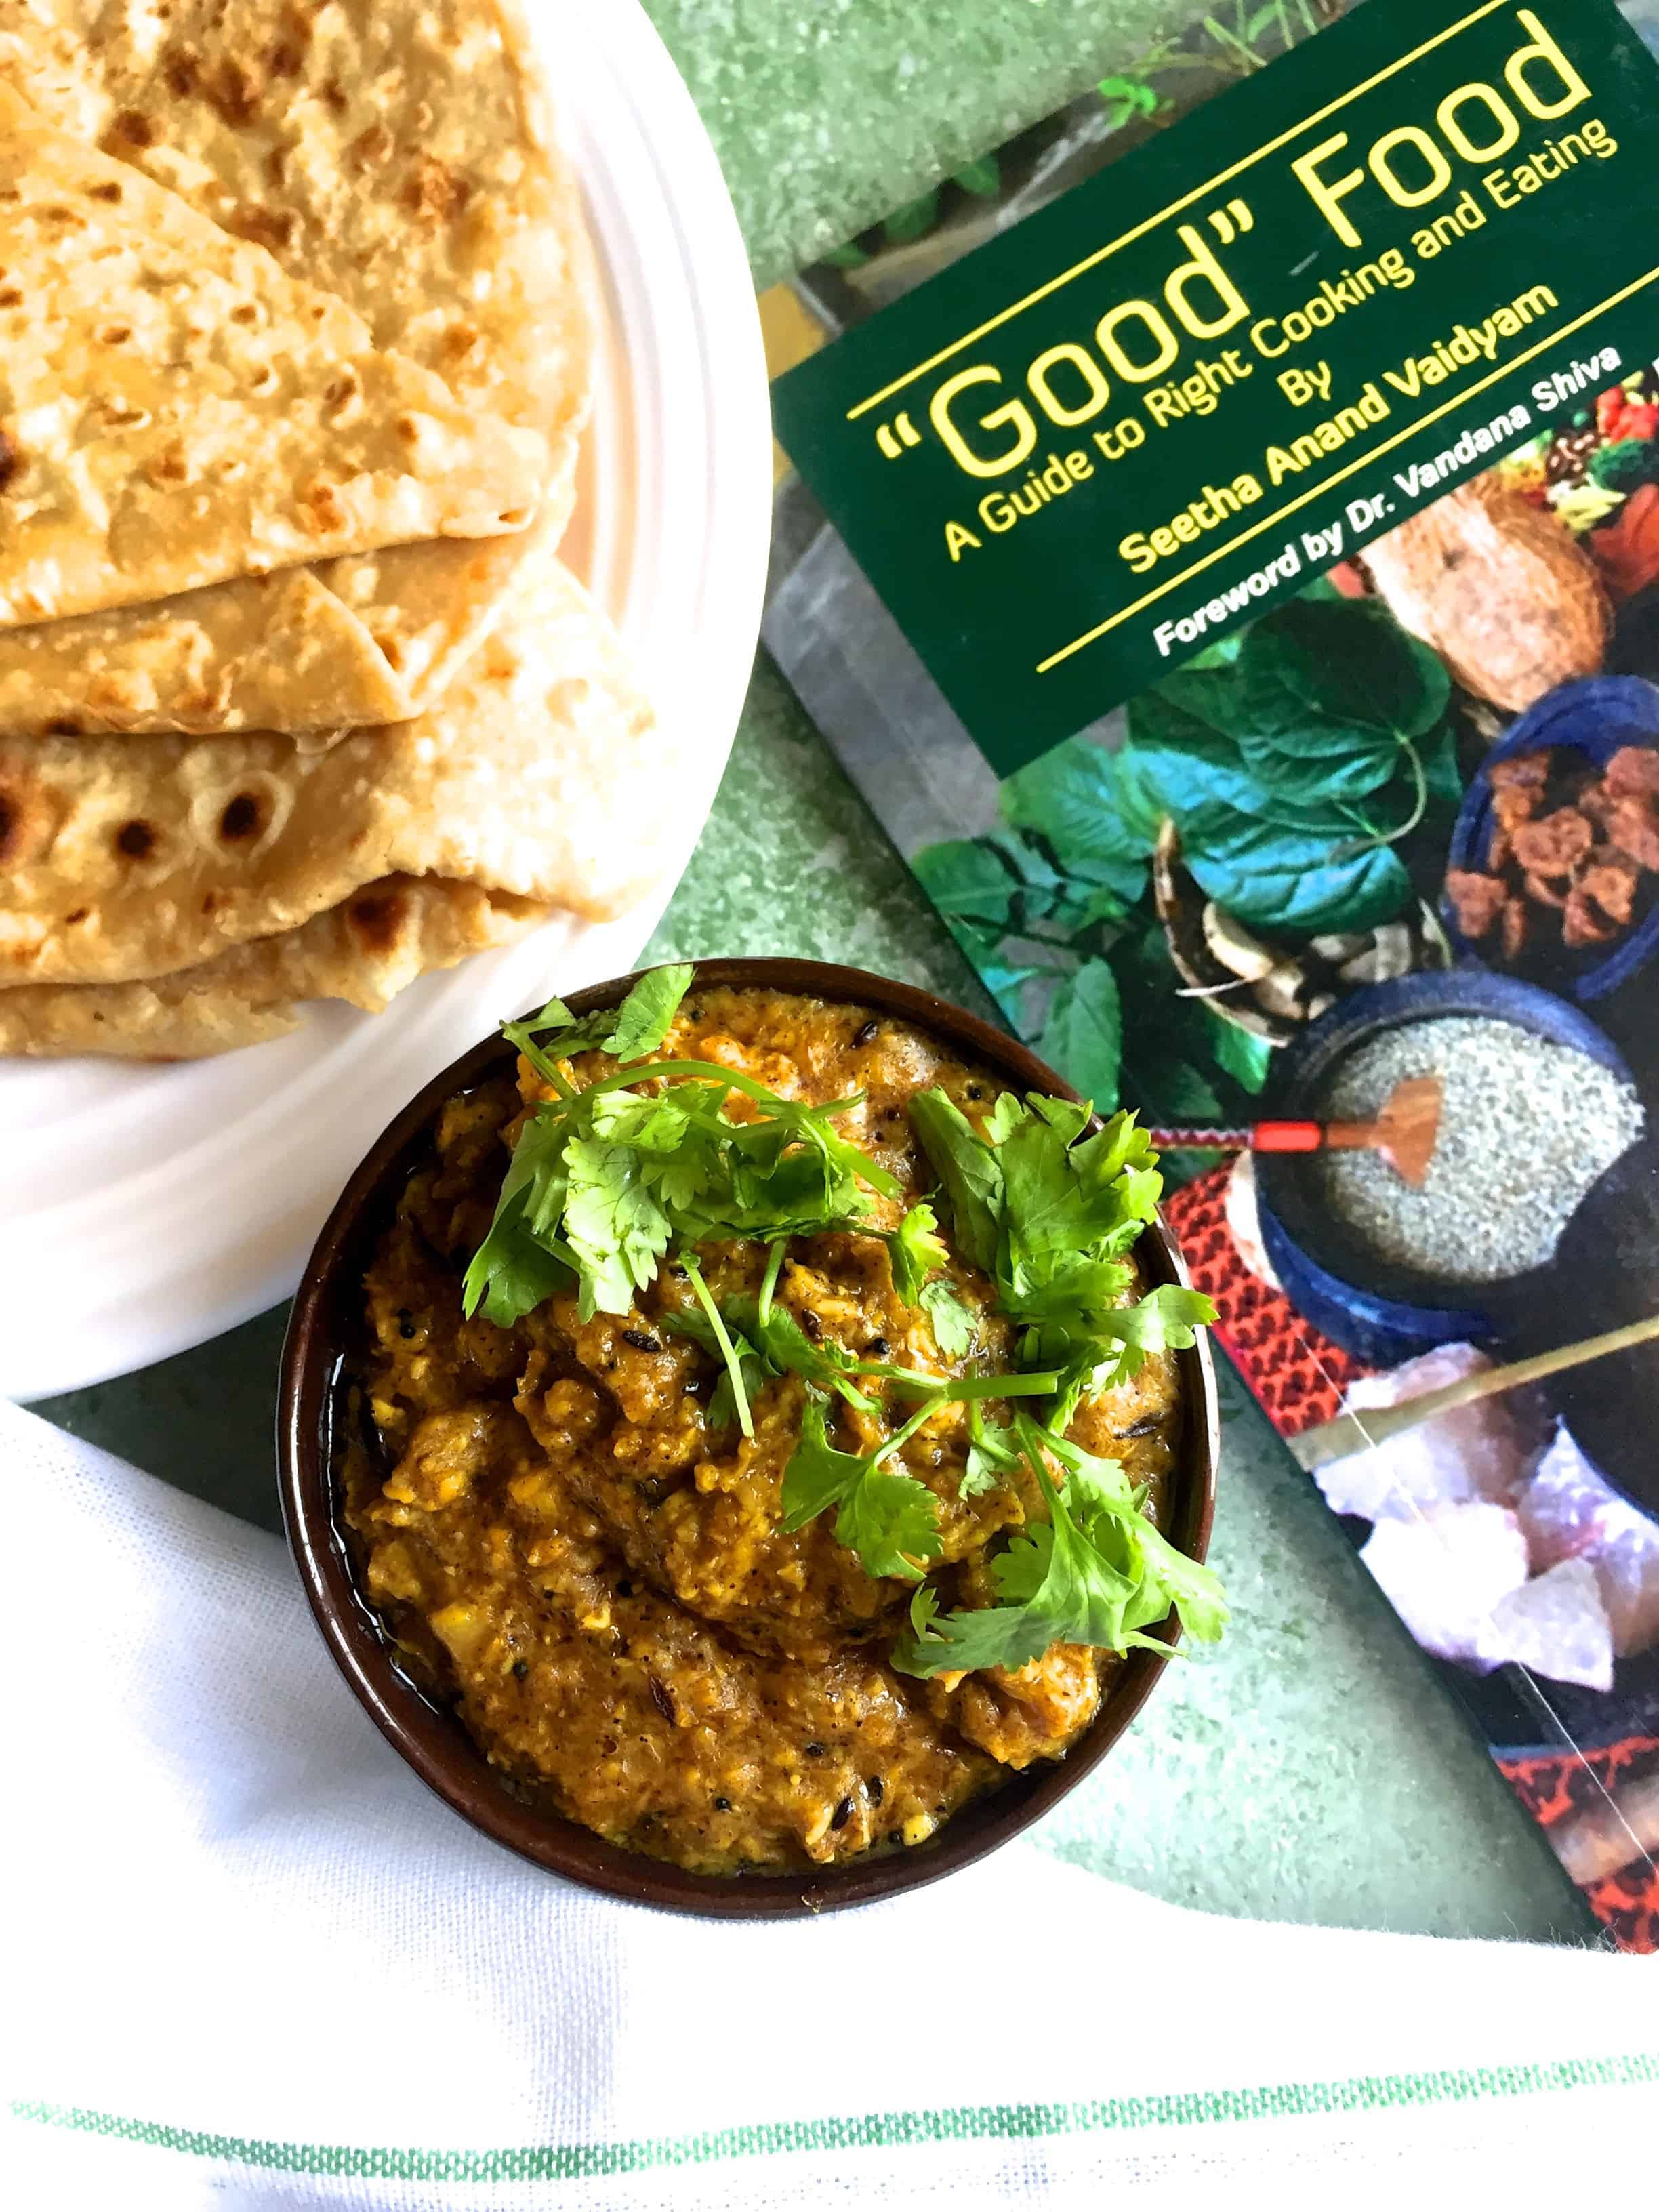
[{"left": 5, "top": 1397, "right": 1654, "bottom": 2211}]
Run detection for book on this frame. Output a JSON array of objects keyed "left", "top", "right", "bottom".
[{"left": 765, "top": 0, "right": 1659, "bottom": 1952}]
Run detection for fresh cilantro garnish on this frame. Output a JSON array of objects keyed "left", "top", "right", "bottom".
[
  {"left": 503, "top": 962, "right": 696, "bottom": 1086},
  {"left": 464, "top": 971, "right": 901, "bottom": 1329},
  {"left": 743, "top": 1300, "right": 880, "bottom": 1412},
  {"left": 779, "top": 1395, "right": 942, "bottom": 1582},
  {"left": 562, "top": 1132, "right": 673, "bottom": 1318},
  {"left": 886, "top": 1202, "right": 949, "bottom": 1304},
  {"left": 890, "top": 1416, "right": 1228, "bottom": 1676},
  {"left": 459, "top": 1113, "right": 574, "bottom": 1324},
  {"left": 605, "top": 964, "right": 699, "bottom": 1060},
  {"left": 464, "top": 969, "right": 1225, "bottom": 1671},
  {"left": 897, "top": 1083, "right": 1222, "bottom": 1665},
  {"left": 912, "top": 1085, "right": 1212, "bottom": 1400},
  {"left": 459, "top": 1185, "right": 573, "bottom": 1329},
  {"left": 959, "top": 1403, "right": 1021, "bottom": 1499},
  {"left": 779, "top": 1371, "right": 1061, "bottom": 1581},
  {"left": 908, "top": 1090, "right": 1004, "bottom": 1273},
  {"left": 885, "top": 1199, "right": 976, "bottom": 1358},
  {"left": 920, "top": 1278, "right": 976, "bottom": 1360},
  {"left": 678, "top": 1255, "right": 756, "bottom": 1438},
  {"left": 666, "top": 1295, "right": 882, "bottom": 1416}
]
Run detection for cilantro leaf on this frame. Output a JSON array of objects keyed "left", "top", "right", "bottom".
[
  {"left": 678, "top": 1255, "right": 757, "bottom": 1437},
  {"left": 468, "top": 1056, "right": 897, "bottom": 1329},
  {"left": 1047, "top": 1283, "right": 1218, "bottom": 1408},
  {"left": 779, "top": 1395, "right": 941, "bottom": 1581},
  {"left": 920, "top": 1278, "right": 976, "bottom": 1360},
  {"left": 462, "top": 1113, "right": 573, "bottom": 1324},
  {"left": 604, "top": 963, "right": 695, "bottom": 1060},
  {"left": 778, "top": 1393, "right": 869, "bottom": 1528},
  {"left": 887, "top": 1202, "right": 949, "bottom": 1305},
  {"left": 562, "top": 1136, "right": 672, "bottom": 1319},
  {"left": 502, "top": 995, "right": 617, "bottom": 1079},
  {"left": 996, "top": 1100, "right": 1162, "bottom": 1291},
  {"left": 741, "top": 1300, "right": 880, "bottom": 1414},
  {"left": 666, "top": 1293, "right": 890, "bottom": 1422},
  {"left": 708, "top": 1337, "right": 771, "bottom": 1435},
  {"left": 839, "top": 1466, "right": 945, "bottom": 1582},
  {"left": 460, "top": 1186, "right": 573, "bottom": 1328},
  {"left": 891, "top": 1415, "right": 1227, "bottom": 1677},
  {"left": 909, "top": 1088, "right": 1004, "bottom": 1273},
  {"left": 661, "top": 1305, "right": 769, "bottom": 1433},
  {"left": 501, "top": 963, "right": 694, "bottom": 1080},
  {"left": 960, "top": 1404, "right": 1021, "bottom": 1499}
]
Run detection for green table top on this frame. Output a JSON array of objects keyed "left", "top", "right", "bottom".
[{"left": 33, "top": 0, "right": 1591, "bottom": 1944}]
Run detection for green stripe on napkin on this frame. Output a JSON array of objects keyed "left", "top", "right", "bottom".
[{"left": 15, "top": 2051, "right": 1658, "bottom": 2182}]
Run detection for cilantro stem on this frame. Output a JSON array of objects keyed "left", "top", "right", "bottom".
[
  {"left": 869, "top": 1370, "right": 1062, "bottom": 1467},
  {"left": 544, "top": 1059, "right": 901, "bottom": 1196},
  {"left": 757, "top": 1239, "right": 785, "bottom": 1332},
  {"left": 680, "top": 1254, "right": 754, "bottom": 1441},
  {"left": 511, "top": 1036, "right": 577, "bottom": 1098},
  {"left": 858, "top": 1365, "right": 1061, "bottom": 1397}
]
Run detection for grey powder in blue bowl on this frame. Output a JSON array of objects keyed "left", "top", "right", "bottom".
[{"left": 1313, "top": 1017, "right": 1645, "bottom": 1286}]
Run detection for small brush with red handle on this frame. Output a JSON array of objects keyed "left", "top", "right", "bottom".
[{"left": 1150, "top": 1075, "right": 1443, "bottom": 1189}]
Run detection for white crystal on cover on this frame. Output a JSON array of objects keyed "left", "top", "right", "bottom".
[
  {"left": 1359, "top": 1503, "right": 1530, "bottom": 1666},
  {"left": 1317, "top": 1344, "right": 1535, "bottom": 1523},
  {"left": 1517, "top": 1426, "right": 1659, "bottom": 1659},
  {"left": 1477, "top": 1558, "right": 1616, "bottom": 1692}
]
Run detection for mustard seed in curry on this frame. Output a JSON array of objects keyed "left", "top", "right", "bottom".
[{"left": 343, "top": 974, "right": 1223, "bottom": 1875}]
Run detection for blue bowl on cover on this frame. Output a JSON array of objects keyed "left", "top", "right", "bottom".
[
  {"left": 1443, "top": 674, "right": 1659, "bottom": 1004},
  {"left": 1253, "top": 971, "right": 1637, "bottom": 1369}
]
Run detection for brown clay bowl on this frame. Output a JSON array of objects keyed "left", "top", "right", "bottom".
[{"left": 278, "top": 957, "right": 1219, "bottom": 1917}]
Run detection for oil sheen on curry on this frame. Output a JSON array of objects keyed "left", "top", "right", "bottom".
[{"left": 343, "top": 977, "right": 1221, "bottom": 1875}]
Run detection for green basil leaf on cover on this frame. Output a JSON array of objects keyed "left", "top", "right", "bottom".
[
  {"left": 1188, "top": 825, "right": 1412, "bottom": 936},
  {"left": 1208, "top": 1015, "right": 1273, "bottom": 1095},
  {"left": 1262, "top": 597, "right": 1451, "bottom": 738},
  {"left": 1001, "top": 740, "right": 1152, "bottom": 903},
  {"left": 912, "top": 839, "right": 1023, "bottom": 928},
  {"left": 1038, "top": 958, "right": 1122, "bottom": 1115}
]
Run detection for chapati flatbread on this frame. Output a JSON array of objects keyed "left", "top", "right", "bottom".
[
  {"left": 0, "top": 2, "right": 591, "bottom": 733},
  {"left": 0, "top": 529, "right": 549, "bottom": 740},
  {"left": 0, "top": 84, "right": 540, "bottom": 626},
  {"left": 0, "top": 876, "right": 547, "bottom": 1057},
  {"left": 0, "top": 548, "right": 679, "bottom": 984},
  {"left": 0, "top": 567, "right": 396, "bottom": 737},
  {"left": 0, "top": 0, "right": 592, "bottom": 486}
]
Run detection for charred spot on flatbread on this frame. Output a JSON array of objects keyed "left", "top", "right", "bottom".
[{"left": 348, "top": 884, "right": 410, "bottom": 954}]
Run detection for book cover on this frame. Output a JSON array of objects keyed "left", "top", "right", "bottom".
[{"left": 766, "top": 0, "right": 1659, "bottom": 1950}]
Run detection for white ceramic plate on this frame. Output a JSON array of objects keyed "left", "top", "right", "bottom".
[{"left": 0, "top": 1, "right": 771, "bottom": 1402}]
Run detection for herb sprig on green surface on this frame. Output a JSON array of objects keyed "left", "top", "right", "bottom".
[{"left": 463, "top": 967, "right": 1225, "bottom": 1666}]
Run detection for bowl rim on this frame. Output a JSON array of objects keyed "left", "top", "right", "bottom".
[{"left": 277, "top": 956, "right": 1219, "bottom": 1919}]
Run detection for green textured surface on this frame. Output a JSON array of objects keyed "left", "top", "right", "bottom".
[
  {"left": 33, "top": 2, "right": 1591, "bottom": 1944},
  {"left": 642, "top": 0, "right": 1198, "bottom": 287}
]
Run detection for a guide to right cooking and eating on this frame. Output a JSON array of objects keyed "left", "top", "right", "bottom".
[{"left": 765, "top": 0, "right": 1659, "bottom": 1948}]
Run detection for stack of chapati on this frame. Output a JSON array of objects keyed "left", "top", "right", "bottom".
[{"left": 0, "top": 0, "right": 682, "bottom": 1059}]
